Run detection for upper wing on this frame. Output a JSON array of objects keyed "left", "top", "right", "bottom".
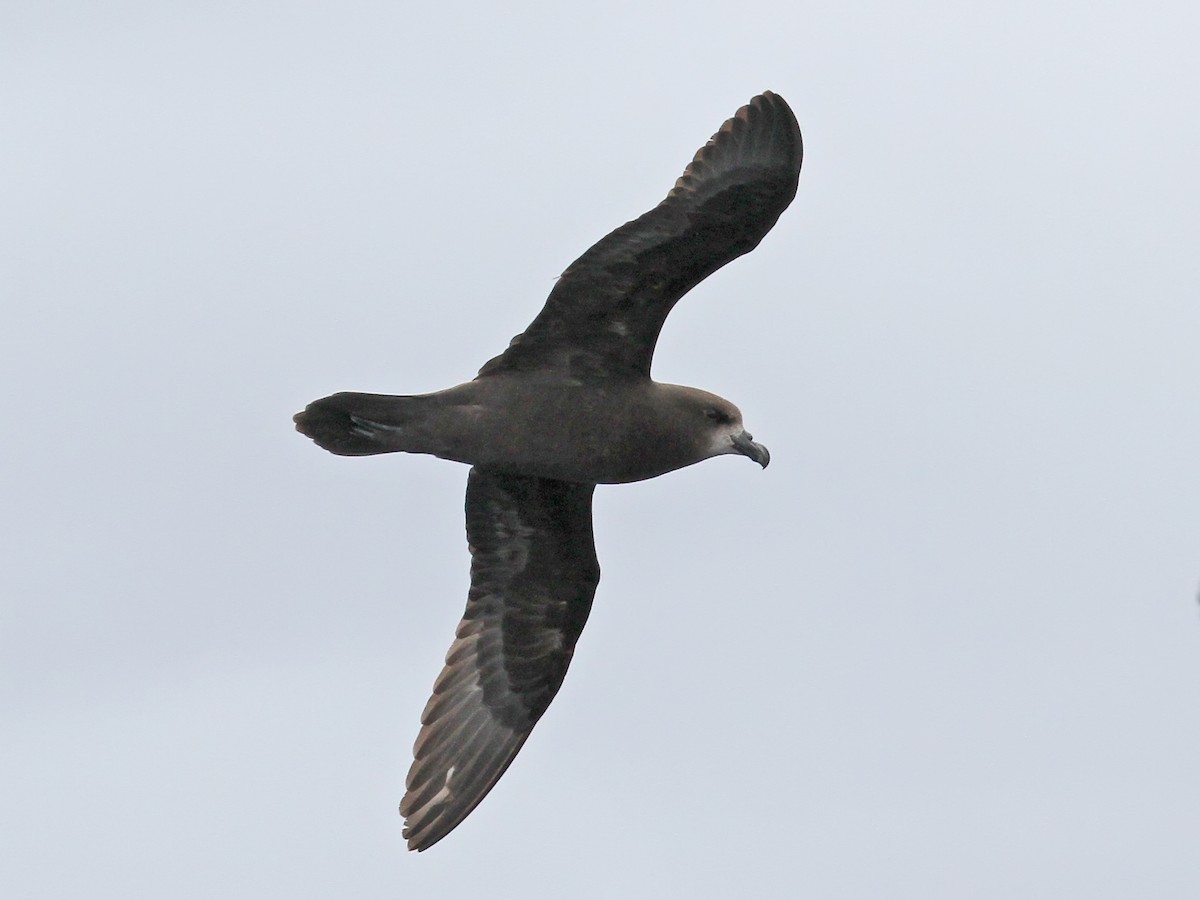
[
  {"left": 400, "top": 468, "right": 600, "bottom": 851},
  {"left": 478, "top": 91, "right": 803, "bottom": 381}
]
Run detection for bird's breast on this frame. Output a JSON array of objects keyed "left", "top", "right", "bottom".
[{"left": 436, "top": 378, "right": 694, "bottom": 484}]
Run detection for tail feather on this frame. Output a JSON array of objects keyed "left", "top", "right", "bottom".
[{"left": 294, "top": 392, "right": 422, "bottom": 456}]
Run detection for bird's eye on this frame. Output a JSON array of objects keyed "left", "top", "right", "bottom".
[{"left": 703, "top": 408, "right": 728, "bottom": 423}]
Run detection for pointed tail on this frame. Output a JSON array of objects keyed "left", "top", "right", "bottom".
[{"left": 293, "top": 392, "right": 425, "bottom": 456}]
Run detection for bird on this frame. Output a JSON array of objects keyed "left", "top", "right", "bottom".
[{"left": 294, "top": 91, "right": 803, "bottom": 851}]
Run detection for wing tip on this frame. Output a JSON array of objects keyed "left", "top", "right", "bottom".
[
  {"left": 399, "top": 730, "right": 530, "bottom": 852},
  {"left": 670, "top": 90, "right": 802, "bottom": 199}
]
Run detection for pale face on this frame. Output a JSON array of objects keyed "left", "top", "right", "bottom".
[
  {"left": 655, "top": 384, "right": 769, "bottom": 468},
  {"left": 699, "top": 401, "right": 746, "bottom": 456}
]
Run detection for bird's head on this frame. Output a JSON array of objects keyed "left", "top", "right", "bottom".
[{"left": 659, "top": 385, "right": 770, "bottom": 470}]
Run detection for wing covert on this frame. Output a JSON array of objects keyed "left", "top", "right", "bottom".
[
  {"left": 478, "top": 91, "right": 802, "bottom": 380},
  {"left": 400, "top": 468, "right": 600, "bottom": 851}
]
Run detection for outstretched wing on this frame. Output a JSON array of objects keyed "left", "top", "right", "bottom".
[
  {"left": 478, "top": 91, "right": 803, "bottom": 381},
  {"left": 400, "top": 468, "right": 600, "bottom": 851}
]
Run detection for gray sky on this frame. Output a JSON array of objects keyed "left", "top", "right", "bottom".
[{"left": 4, "top": 2, "right": 1200, "bottom": 897}]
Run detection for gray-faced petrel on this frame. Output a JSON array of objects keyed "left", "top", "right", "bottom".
[{"left": 294, "top": 91, "right": 803, "bottom": 851}]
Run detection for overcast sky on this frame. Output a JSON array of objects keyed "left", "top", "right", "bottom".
[{"left": 4, "top": 2, "right": 1200, "bottom": 897}]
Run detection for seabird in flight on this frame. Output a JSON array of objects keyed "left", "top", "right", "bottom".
[{"left": 294, "top": 91, "right": 803, "bottom": 851}]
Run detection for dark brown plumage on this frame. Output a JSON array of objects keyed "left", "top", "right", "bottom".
[
  {"left": 399, "top": 472, "right": 598, "bottom": 849},
  {"left": 294, "top": 91, "right": 802, "bottom": 850},
  {"left": 478, "top": 91, "right": 802, "bottom": 381}
]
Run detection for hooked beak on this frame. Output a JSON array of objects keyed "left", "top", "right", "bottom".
[{"left": 731, "top": 430, "right": 770, "bottom": 469}]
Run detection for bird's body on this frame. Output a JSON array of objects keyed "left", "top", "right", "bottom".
[
  {"left": 295, "top": 91, "right": 802, "bottom": 850},
  {"left": 298, "top": 376, "right": 764, "bottom": 484}
]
